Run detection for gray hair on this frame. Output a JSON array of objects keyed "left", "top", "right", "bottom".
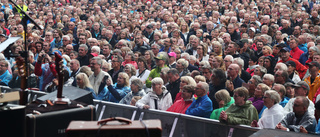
[
  {"left": 251, "top": 75, "right": 262, "bottom": 86},
  {"left": 124, "top": 64, "right": 137, "bottom": 76},
  {"left": 177, "top": 58, "right": 189, "bottom": 68},
  {"left": 265, "top": 90, "right": 281, "bottom": 104},
  {"left": 131, "top": 78, "right": 144, "bottom": 91},
  {"left": 189, "top": 56, "right": 196, "bottom": 61},
  {"left": 181, "top": 53, "right": 190, "bottom": 60},
  {"left": 224, "top": 55, "right": 234, "bottom": 63},
  {"left": 310, "top": 46, "right": 320, "bottom": 55},
  {"left": 91, "top": 46, "right": 100, "bottom": 54},
  {"left": 276, "top": 62, "right": 288, "bottom": 71},
  {"left": 152, "top": 77, "right": 164, "bottom": 85},
  {"left": 199, "top": 82, "right": 209, "bottom": 94},
  {"left": 91, "top": 57, "right": 102, "bottom": 67},
  {"left": 168, "top": 68, "right": 179, "bottom": 76},
  {"left": 233, "top": 58, "right": 244, "bottom": 69},
  {"left": 62, "top": 35, "right": 70, "bottom": 40},
  {"left": 263, "top": 74, "right": 275, "bottom": 82},
  {"left": 256, "top": 66, "right": 267, "bottom": 74},
  {"left": 79, "top": 44, "right": 88, "bottom": 51}
]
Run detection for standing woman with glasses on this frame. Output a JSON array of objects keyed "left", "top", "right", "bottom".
[
  {"left": 135, "top": 57, "right": 150, "bottom": 84},
  {"left": 144, "top": 50, "right": 156, "bottom": 70}
]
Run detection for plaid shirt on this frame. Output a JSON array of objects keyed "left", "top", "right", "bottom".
[{"left": 119, "top": 89, "right": 146, "bottom": 105}]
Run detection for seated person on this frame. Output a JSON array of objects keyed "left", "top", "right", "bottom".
[
  {"left": 185, "top": 82, "right": 213, "bottom": 118},
  {"left": 105, "top": 72, "right": 131, "bottom": 103},
  {"left": 276, "top": 96, "right": 316, "bottom": 133},
  {"left": 119, "top": 78, "right": 146, "bottom": 105},
  {"left": 219, "top": 87, "right": 259, "bottom": 125},
  {"left": 252, "top": 90, "right": 284, "bottom": 129},
  {"left": 210, "top": 89, "right": 235, "bottom": 120},
  {"left": 136, "top": 77, "right": 172, "bottom": 110},
  {"left": 0, "top": 60, "right": 12, "bottom": 86},
  {"left": 248, "top": 83, "right": 270, "bottom": 113},
  {"left": 167, "top": 85, "right": 194, "bottom": 114}
]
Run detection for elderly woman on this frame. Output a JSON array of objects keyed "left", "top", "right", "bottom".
[
  {"left": 210, "top": 89, "right": 235, "bottom": 120},
  {"left": 105, "top": 72, "right": 131, "bottom": 103},
  {"left": 121, "top": 52, "right": 138, "bottom": 69},
  {"left": 252, "top": 90, "right": 284, "bottom": 129},
  {"left": 248, "top": 83, "right": 270, "bottom": 113},
  {"left": 176, "top": 58, "right": 190, "bottom": 77},
  {"left": 120, "top": 78, "right": 146, "bottom": 105},
  {"left": 135, "top": 57, "right": 151, "bottom": 83},
  {"left": 167, "top": 85, "right": 194, "bottom": 114},
  {"left": 219, "top": 87, "right": 259, "bottom": 125},
  {"left": 124, "top": 64, "right": 137, "bottom": 85},
  {"left": 174, "top": 76, "right": 197, "bottom": 102},
  {"left": 254, "top": 66, "right": 267, "bottom": 78},
  {"left": 136, "top": 77, "right": 173, "bottom": 110}
]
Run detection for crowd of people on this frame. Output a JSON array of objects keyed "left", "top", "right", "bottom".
[{"left": 2, "top": 0, "right": 320, "bottom": 134}]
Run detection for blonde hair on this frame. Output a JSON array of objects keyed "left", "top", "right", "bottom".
[
  {"left": 215, "top": 89, "right": 231, "bottom": 104},
  {"left": 118, "top": 72, "right": 130, "bottom": 87},
  {"left": 195, "top": 75, "right": 206, "bottom": 83},
  {"left": 76, "top": 73, "right": 93, "bottom": 89}
]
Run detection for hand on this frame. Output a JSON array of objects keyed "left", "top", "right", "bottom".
[
  {"left": 143, "top": 105, "right": 150, "bottom": 109},
  {"left": 220, "top": 111, "right": 228, "bottom": 121},
  {"left": 226, "top": 80, "right": 234, "bottom": 91},
  {"left": 106, "top": 78, "right": 112, "bottom": 86},
  {"left": 251, "top": 120, "right": 258, "bottom": 127},
  {"left": 46, "top": 54, "right": 52, "bottom": 62},
  {"left": 300, "top": 126, "right": 308, "bottom": 134},
  {"left": 276, "top": 123, "right": 287, "bottom": 131},
  {"left": 52, "top": 79, "right": 58, "bottom": 86}
]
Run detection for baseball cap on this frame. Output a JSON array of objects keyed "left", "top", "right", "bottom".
[
  {"left": 155, "top": 53, "right": 167, "bottom": 61},
  {"left": 276, "top": 43, "right": 287, "bottom": 48},
  {"left": 70, "top": 18, "right": 76, "bottom": 22},
  {"left": 146, "top": 24, "right": 153, "bottom": 29},
  {"left": 285, "top": 60, "right": 296, "bottom": 68},
  {"left": 293, "top": 81, "right": 310, "bottom": 91},
  {"left": 307, "top": 61, "right": 320, "bottom": 68},
  {"left": 284, "top": 82, "right": 294, "bottom": 87},
  {"left": 168, "top": 52, "right": 176, "bottom": 58},
  {"left": 280, "top": 47, "right": 290, "bottom": 52},
  {"left": 249, "top": 27, "right": 256, "bottom": 33}
]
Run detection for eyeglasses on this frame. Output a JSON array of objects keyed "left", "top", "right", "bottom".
[
  {"left": 45, "top": 35, "right": 51, "bottom": 36},
  {"left": 262, "top": 96, "right": 269, "bottom": 99}
]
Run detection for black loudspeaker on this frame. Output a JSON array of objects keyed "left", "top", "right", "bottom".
[
  {"left": 249, "top": 129, "right": 316, "bottom": 137},
  {"left": 0, "top": 104, "right": 26, "bottom": 137},
  {"left": 37, "top": 86, "right": 93, "bottom": 105},
  {"left": 27, "top": 105, "right": 96, "bottom": 137}
]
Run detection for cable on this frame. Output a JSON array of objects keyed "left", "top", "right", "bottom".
[
  {"left": 140, "top": 120, "right": 150, "bottom": 137},
  {"left": 96, "top": 123, "right": 105, "bottom": 137}
]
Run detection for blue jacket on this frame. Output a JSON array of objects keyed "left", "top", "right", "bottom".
[
  {"left": 299, "top": 52, "right": 309, "bottom": 65},
  {"left": 298, "top": 43, "right": 308, "bottom": 53},
  {"left": 186, "top": 95, "right": 213, "bottom": 118},
  {"left": 0, "top": 70, "right": 12, "bottom": 86},
  {"left": 87, "top": 87, "right": 108, "bottom": 101},
  {"left": 105, "top": 83, "right": 131, "bottom": 103}
]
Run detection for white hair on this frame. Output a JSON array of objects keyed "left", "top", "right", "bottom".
[{"left": 91, "top": 46, "right": 100, "bottom": 54}]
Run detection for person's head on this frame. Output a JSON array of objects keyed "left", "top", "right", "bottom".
[
  {"left": 180, "top": 76, "right": 197, "bottom": 90},
  {"left": 279, "top": 47, "right": 291, "bottom": 61},
  {"left": 0, "top": 60, "right": 8, "bottom": 74},
  {"left": 262, "top": 74, "right": 274, "bottom": 86},
  {"left": 90, "top": 57, "right": 102, "bottom": 72},
  {"left": 274, "top": 70, "right": 288, "bottom": 84},
  {"left": 124, "top": 64, "right": 136, "bottom": 77},
  {"left": 130, "top": 78, "right": 144, "bottom": 93},
  {"left": 70, "top": 59, "right": 80, "bottom": 72},
  {"left": 155, "top": 52, "right": 168, "bottom": 67},
  {"left": 274, "top": 62, "right": 288, "bottom": 73},
  {"left": 151, "top": 77, "right": 164, "bottom": 95},
  {"left": 224, "top": 55, "right": 233, "bottom": 69},
  {"left": 181, "top": 85, "right": 195, "bottom": 100},
  {"left": 78, "top": 44, "right": 88, "bottom": 57},
  {"left": 307, "top": 61, "right": 320, "bottom": 77},
  {"left": 117, "top": 72, "right": 130, "bottom": 87},
  {"left": 176, "top": 58, "right": 189, "bottom": 71},
  {"left": 211, "top": 69, "right": 227, "bottom": 86},
  {"left": 233, "top": 87, "right": 249, "bottom": 106},
  {"left": 76, "top": 72, "right": 92, "bottom": 89},
  {"left": 294, "top": 81, "right": 310, "bottom": 97},
  {"left": 293, "top": 96, "right": 309, "bottom": 117},
  {"left": 254, "top": 66, "right": 267, "bottom": 78},
  {"left": 227, "top": 63, "right": 240, "bottom": 78},
  {"left": 167, "top": 68, "right": 180, "bottom": 83},
  {"left": 111, "top": 55, "right": 124, "bottom": 69},
  {"left": 254, "top": 83, "right": 270, "bottom": 98},
  {"left": 195, "top": 82, "right": 209, "bottom": 97},
  {"left": 285, "top": 60, "right": 296, "bottom": 74},
  {"left": 263, "top": 90, "right": 281, "bottom": 108},
  {"left": 215, "top": 89, "right": 231, "bottom": 107}
]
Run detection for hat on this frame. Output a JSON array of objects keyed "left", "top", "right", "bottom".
[
  {"left": 284, "top": 82, "right": 294, "bottom": 87},
  {"left": 155, "top": 53, "right": 167, "bottom": 61},
  {"left": 307, "top": 61, "right": 320, "bottom": 68},
  {"left": 293, "top": 81, "right": 310, "bottom": 91},
  {"left": 276, "top": 43, "right": 286, "bottom": 48},
  {"left": 280, "top": 47, "right": 290, "bottom": 52},
  {"left": 146, "top": 24, "right": 153, "bottom": 29},
  {"left": 285, "top": 60, "right": 296, "bottom": 68},
  {"left": 253, "top": 6, "right": 258, "bottom": 9},
  {"left": 249, "top": 27, "right": 256, "bottom": 33},
  {"left": 70, "top": 18, "right": 76, "bottom": 22},
  {"left": 168, "top": 52, "right": 176, "bottom": 58}
]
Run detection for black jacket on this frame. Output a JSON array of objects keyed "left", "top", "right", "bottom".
[{"left": 166, "top": 78, "right": 181, "bottom": 101}]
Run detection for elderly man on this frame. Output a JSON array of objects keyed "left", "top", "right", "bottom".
[
  {"left": 219, "top": 87, "right": 259, "bottom": 125},
  {"left": 276, "top": 96, "right": 316, "bottom": 133},
  {"left": 0, "top": 60, "right": 12, "bottom": 86},
  {"left": 166, "top": 68, "right": 181, "bottom": 101},
  {"left": 67, "top": 59, "right": 80, "bottom": 87},
  {"left": 185, "top": 82, "right": 213, "bottom": 118},
  {"left": 284, "top": 81, "right": 315, "bottom": 115},
  {"left": 226, "top": 64, "right": 245, "bottom": 96},
  {"left": 76, "top": 44, "right": 90, "bottom": 66},
  {"left": 262, "top": 74, "right": 274, "bottom": 88},
  {"left": 89, "top": 57, "right": 113, "bottom": 95}
]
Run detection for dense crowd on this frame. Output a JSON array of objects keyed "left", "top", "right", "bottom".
[{"left": 2, "top": 0, "right": 320, "bottom": 134}]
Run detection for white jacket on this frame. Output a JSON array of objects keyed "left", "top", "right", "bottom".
[{"left": 136, "top": 86, "right": 173, "bottom": 110}]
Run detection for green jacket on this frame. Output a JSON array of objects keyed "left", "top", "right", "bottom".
[
  {"left": 220, "top": 100, "right": 259, "bottom": 125},
  {"left": 145, "top": 65, "right": 168, "bottom": 88},
  {"left": 210, "top": 97, "right": 235, "bottom": 120}
]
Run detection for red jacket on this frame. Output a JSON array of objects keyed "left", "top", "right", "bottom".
[
  {"left": 167, "top": 98, "right": 193, "bottom": 114},
  {"left": 290, "top": 47, "right": 304, "bottom": 61},
  {"left": 278, "top": 57, "right": 307, "bottom": 79}
]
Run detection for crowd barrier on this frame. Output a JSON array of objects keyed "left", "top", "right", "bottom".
[{"left": 93, "top": 100, "right": 259, "bottom": 137}]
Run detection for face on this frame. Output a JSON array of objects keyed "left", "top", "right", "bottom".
[
  {"left": 227, "top": 65, "right": 237, "bottom": 78},
  {"left": 144, "top": 52, "right": 151, "bottom": 60},
  {"left": 263, "top": 59, "right": 271, "bottom": 68},
  {"left": 294, "top": 87, "right": 306, "bottom": 97},
  {"left": 293, "top": 98, "right": 306, "bottom": 117},
  {"left": 195, "top": 84, "right": 205, "bottom": 97},
  {"left": 263, "top": 93, "right": 273, "bottom": 108},
  {"left": 124, "top": 65, "right": 131, "bottom": 74},
  {"left": 234, "top": 92, "right": 245, "bottom": 106},
  {"left": 70, "top": 60, "right": 79, "bottom": 71},
  {"left": 78, "top": 47, "right": 87, "bottom": 57},
  {"left": 90, "top": 60, "right": 100, "bottom": 72},
  {"left": 76, "top": 77, "right": 84, "bottom": 87},
  {"left": 117, "top": 75, "right": 125, "bottom": 85},
  {"left": 111, "top": 58, "right": 120, "bottom": 68},
  {"left": 197, "top": 45, "right": 203, "bottom": 55},
  {"left": 181, "top": 89, "right": 192, "bottom": 99},
  {"left": 152, "top": 83, "right": 162, "bottom": 95},
  {"left": 254, "top": 85, "right": 264, "bottom": 98},
  {"left": 314, "top": 55, "right": 320, "bottom": 63},
  {"left": 130, "top": 84, "right": 139, "bottom": 93},
  {"left": 202, "top": 68, "right": 211, "bottom": 81}
]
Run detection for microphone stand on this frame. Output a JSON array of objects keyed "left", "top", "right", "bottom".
[{"left": 8, "top": 0, "right": 42, "bottom": 105}]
